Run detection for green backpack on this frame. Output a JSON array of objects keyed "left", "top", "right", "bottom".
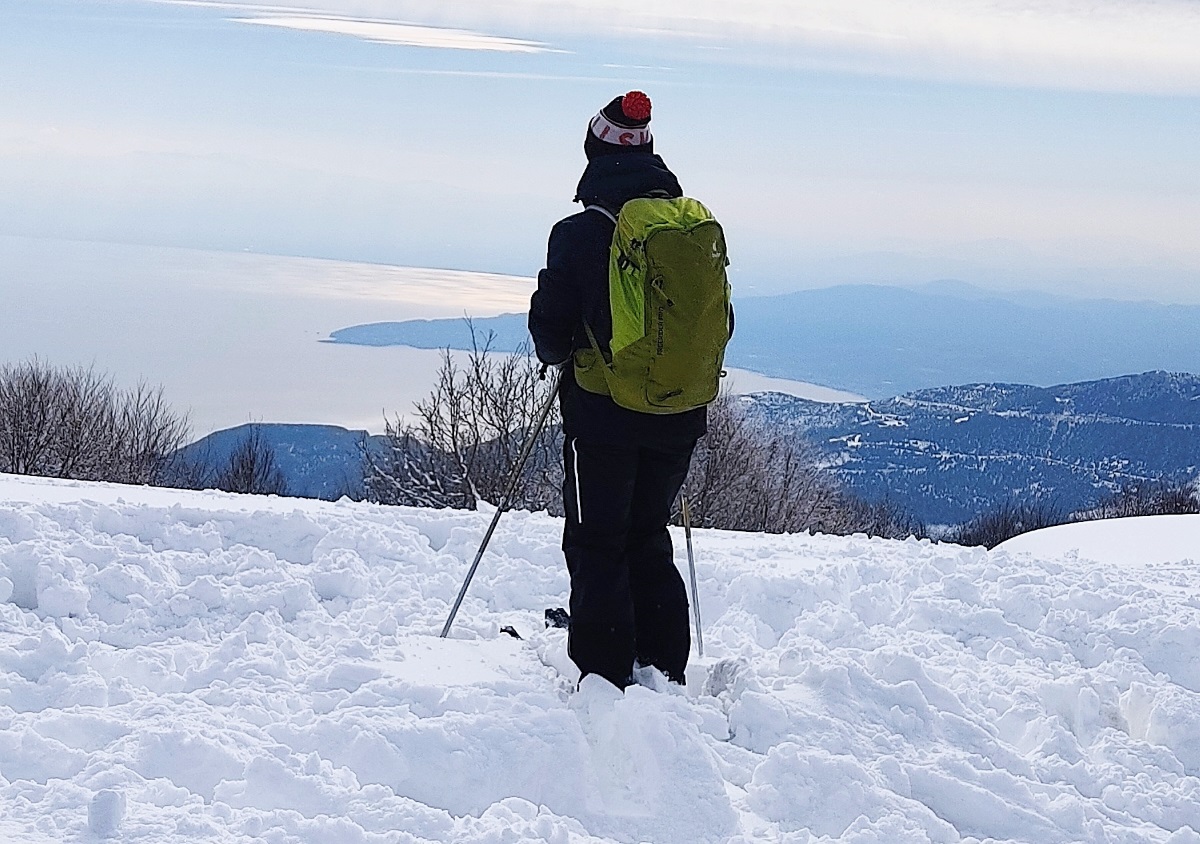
[{"left": 574, "top": 196, "right": 732, "bottom": 415}]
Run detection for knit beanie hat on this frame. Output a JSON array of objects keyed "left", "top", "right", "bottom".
[{"left": 584, "top": 91, "right": 654, "bottom": 159}]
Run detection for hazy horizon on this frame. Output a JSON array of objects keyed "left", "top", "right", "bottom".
[
  {"left": 4, "top": 234, "right": 1195, "bottom": 440},
  {"left": 0, "top": 235, "right": 866, "bottom": 437}
]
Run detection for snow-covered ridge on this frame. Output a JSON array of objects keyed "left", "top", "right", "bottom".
[
  {"left": 998, "top": 513, "right": 1200, "bottom": 569},
  {"left": 743, "top": 372, "right": 1200, "bottom": 524},
  {"left": 2, "top": 473, "right": 1199, "bottom": 842}
]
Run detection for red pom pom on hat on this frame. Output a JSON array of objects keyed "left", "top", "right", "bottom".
[{"left": 621, "top": 91, "right": 652, "bottom": 122}]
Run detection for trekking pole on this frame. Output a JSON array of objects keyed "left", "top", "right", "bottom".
[
  {"left": 680, "top": 495, "right": 704, "bottom": 658},
  {"left": 441, "top": 366, "right": 562, "bottom": 638}
]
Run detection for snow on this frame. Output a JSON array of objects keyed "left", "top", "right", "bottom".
[
  {"left": 3, "top": 473, "right": 1200, "bottom": 843},
  {"left": 89, "top": 789, "right": 125, "bottom": 837},
  {"left": 998, "top": 514, "right": 1200, "bottom": 568}
]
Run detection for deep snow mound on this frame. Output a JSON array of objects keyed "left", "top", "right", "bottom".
[
  {"left": 2, "top": 473, "right": 1200, "bottom": 843},
  {"left": 999, "top": 513, "right": 1200, "bottom": 568}
]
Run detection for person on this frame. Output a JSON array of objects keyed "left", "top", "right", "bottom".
[{"left": 528, "top": 91, "right": 712, "bottom": 690}]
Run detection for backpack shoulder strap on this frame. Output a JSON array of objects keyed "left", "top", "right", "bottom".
[
  {"left": 584, "top": 204, "right": 617, "bottom": 224},
  {"left": 580, "top": 204, "right": 617, "bottom": 364}
]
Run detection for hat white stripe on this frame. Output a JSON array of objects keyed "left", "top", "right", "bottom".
[{"left": 589, "top": 112, "right": 652, "bottom": 146}]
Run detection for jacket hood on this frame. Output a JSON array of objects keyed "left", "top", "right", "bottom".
[{"left": 573, "top": 153, "right": 683, "bottom": 212}]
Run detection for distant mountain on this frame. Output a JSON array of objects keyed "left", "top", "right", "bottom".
[
  {"left": 740, "top": 371, "right": 1200, "bottom": 525},
  {"left": 327, "top": 283, "right": 1200, "bottom": 398},
  {"left": 176, "top": 423, "right": 387, "bottom": 499},
  {"left": 178, "top": 373, "right": 1199, "bottom": 526}
]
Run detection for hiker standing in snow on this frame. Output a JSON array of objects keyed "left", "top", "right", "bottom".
[{"left": 529, "top": 92, "right": 732, "bottom": 690}]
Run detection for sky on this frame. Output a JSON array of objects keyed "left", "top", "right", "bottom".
[{"left": 1, "top": 0, "right": 1199, "bottom": 303}]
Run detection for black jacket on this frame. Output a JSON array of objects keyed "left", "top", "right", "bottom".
[{"left": 529, "top": 153, "right": 707, "bottom": 446}]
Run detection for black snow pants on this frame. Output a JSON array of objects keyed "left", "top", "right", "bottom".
[{"left": 561, "top": 436, "right": 695, "bottom": 689}]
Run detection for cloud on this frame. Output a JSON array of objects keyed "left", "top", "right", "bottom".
[
  {"left": 233, "top": 15, "right": 550, "bottom": 52},
  {"left": 151, "top": 0, "right": 1200, "bottom": 94}
]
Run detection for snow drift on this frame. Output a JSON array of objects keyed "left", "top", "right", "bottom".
[{"left": 1, "top": 473, "right": 1199, "bottom": 843}]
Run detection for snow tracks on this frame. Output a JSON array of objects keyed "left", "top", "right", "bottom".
[{"left": 1, "top": 475, "right": 1199, "bottom": 843}]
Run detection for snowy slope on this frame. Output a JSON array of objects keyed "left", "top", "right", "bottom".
[
  {"left": 999, "top": 514, "right": 1200, "bottom": 568},
  {"left": 2, "top": 474, "right": 1200, "bottom": 843}
]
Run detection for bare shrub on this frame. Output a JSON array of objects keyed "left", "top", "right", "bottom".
[
  {"left": 947, "top": 499, "right": 1067, "bottom": 548},
  {"left": 843, "top": 496, "right": 928, "bottom": 541},
  {"left": 0, "top": 358, "right": 188, "bottom": 485},
  {"left": 682, "top": 393, "right": 890, "bottom": 535},
  {"left": 364, "top": 326, "right": 562, "bottom": 511},
  {"left": 1082, "top": 478, "right": 1200, "bottom": 519},
  {"left": 363, "top": 425, "right": 473, "bottom": 509},
  {"left": 209, "top": 426, "right": 288, "bottom": 496}
]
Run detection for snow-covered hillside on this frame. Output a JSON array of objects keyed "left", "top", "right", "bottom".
[
  {"left": 998, "top": 514, "right": 1200, "bottom": 568},
  {"left": 2, "top": 474, "right": 1199, "bottom": 843}
]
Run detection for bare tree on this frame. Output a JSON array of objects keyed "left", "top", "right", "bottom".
[
  {"left": 364, "top": 324, "right": 562, "bottom": 511},
  {"left": 0, "top": 358, "right": 188, "bottom": 485},
  {"left": 363, "top": 425, "right": 471, "bottom": 509},
  {"left": 680, "top": 393, "right": 924, "bottom": 538},
  {"left": 682, "top": 393, "right": 861, "bottom": 535},
  {"left": 210, "top": 425, "right": 288, "bottom": 496}
]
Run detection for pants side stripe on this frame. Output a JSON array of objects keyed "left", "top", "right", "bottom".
[{"left": 571, "top": 437, "right": 583, "bottom": 524}]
